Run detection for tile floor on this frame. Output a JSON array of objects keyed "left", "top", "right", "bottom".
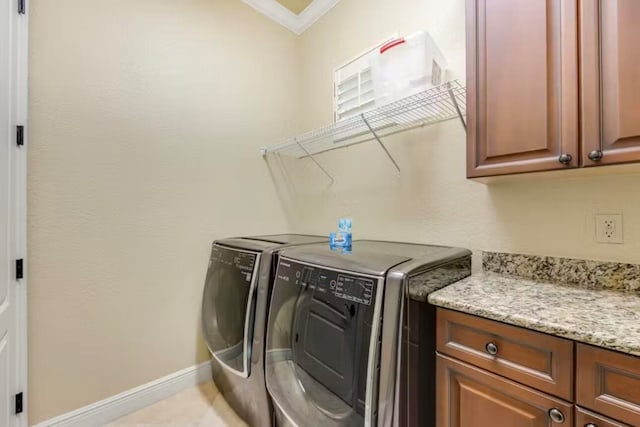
[{"left": 106, "top": 381, "right": 248, "bottom": 426}]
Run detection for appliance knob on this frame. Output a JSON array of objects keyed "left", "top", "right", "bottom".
[
  {"left": 549, "top": 408, "right": 565, "bottom": 424},
  {"left": 485, "top": 342, "right": 498, "bottom": 355},
  {"left": 558, "top": 154, "right": 572, "bottom": 165},
  {"left": 588, "top": 150, "right": 603, "bottom": 161}
]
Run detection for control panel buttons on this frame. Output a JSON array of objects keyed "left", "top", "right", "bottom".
[
  {"left": 276, "top": 259, "right": 375, "bottom": 306},
  {"left": 335, "top": 274, "right": 374, "bottom": 306}
]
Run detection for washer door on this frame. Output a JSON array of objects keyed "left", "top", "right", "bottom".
[
  {"left": 266, "top": 259, "right": 383, "bottom": 427},
  {"left": 202, "top": 244, "right": 260, "bottom": 377}
]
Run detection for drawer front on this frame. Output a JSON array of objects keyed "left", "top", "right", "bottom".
[
  {"left": 576, "top": 406, "right": 631, "bottom": 427},
  {"left": 436, "top": 353, "right": 573, "bottom": 427},
  {"left": 436, "top": 308, "right": 574, "bottom": 400},
  {"left": 577, "top": 343, "right": 640, "bottom": 426}
]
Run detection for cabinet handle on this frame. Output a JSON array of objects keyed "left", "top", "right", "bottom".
[
  {"left": 548, "top": 408, "right": 565, "bottom": 424},
  {"left": 585, "top": 424, "right": 597, "bottom": 427},
  {"left": 588, "top": 150, "right": 603, "bottom": 161},
  {"left": 558, "top": 154, "right": 572, "bottom": 165},
  {"left": 485, "top": 342, "right": 498, "bottom": 355}
]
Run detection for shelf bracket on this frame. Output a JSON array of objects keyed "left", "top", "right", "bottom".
[
  {"left": 447, "top": 82, "right": 467, "bottom": 132},
  {"left": 295, "top": 138, "right": 334, "bottom": 183},
  {"left": 361, "top": 114, "right": 401, "bottom": 174}
]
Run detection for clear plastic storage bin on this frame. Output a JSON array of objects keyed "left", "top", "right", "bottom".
[{"left": 369, "top": 31, "right": 448, "bottom": 106}]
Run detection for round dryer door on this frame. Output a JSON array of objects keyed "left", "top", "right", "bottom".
[
  {"left": 265, "top": 258, "right": 383, "bottom": 426},
  {"left": 201, "top": 244, "right": 260, "bottom": 377}
]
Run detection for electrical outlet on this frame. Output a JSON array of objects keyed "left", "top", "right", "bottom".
[{"left": 595, "top": 214, "right": 623, "bottom": 244}]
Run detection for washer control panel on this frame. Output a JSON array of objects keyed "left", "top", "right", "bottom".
[
  {"left": 277, "top": 259, "right": 376, "bottom": 306},
  {"left": 334, "top": 274, "right": 374, "bottom": 305}
]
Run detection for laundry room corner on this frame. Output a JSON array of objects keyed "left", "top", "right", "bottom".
[{"left": 16, "top": 0, "right": 640, "bottom": 426}]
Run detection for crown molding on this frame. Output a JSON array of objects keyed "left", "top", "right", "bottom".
[{"left": 242, "top": 0, "right": 341, "bottom": 35}]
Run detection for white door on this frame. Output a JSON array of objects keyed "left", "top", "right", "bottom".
[
  {"left": 0, "top": 107, "right": 15, "bottom": 427},
  {"left": 1, "top": 0, "right": 27, "bottom": 424}
]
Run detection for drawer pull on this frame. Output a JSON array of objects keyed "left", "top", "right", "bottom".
[
  {"left": 549, "top": 408, "right": 565, "bottom": 424},
  {"left": 588, "top": 150, "right": 603, "bottom": 161},
  {"left": 584, "top": 424, "right": 597, "bottom": 427},
  {"left": 485, "top": 342, "right": 498, "bottom": 355},
  {"left": 558, "top": 153, "right": 572, "bottom": 165}
]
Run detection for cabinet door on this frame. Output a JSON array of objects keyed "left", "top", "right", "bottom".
[
  {"left": 466, "top": 0, "right": 579, "bottom": 177},
  {"left": 436, "top": 353, "right": 573, "bottom": 427},
  {"left": 400, "top": 340, "right": 421, "bottom": 427},
  {"left": 576, "top": 344, "right": 640, "bottom": 426},
  {"left": 436, "top": 308, "right": 574, "bottom": 400},
  {"left": 576, "top": 406, "right": 631, "bottom": 427},
  {"left": 581, "top": 0, "right": 640, "bottom": 166},
  {"left": 400, "top": 301, "right": 436, "bottom": 427}
]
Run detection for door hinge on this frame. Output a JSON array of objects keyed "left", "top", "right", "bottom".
[
  {"left": 16, "top": 125, "right": 24, "bottom": 146},
  {"left": 17, "top": 0, "right": 25, "bottom": 14},
  {"left": 15, "top": 392, "right": 23, "bottom": 415},
  {"left": 16, "top": 259, "right": 23, "bottom": 280}
]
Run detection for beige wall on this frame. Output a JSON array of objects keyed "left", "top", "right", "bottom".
[
  {"left": 277, "top": 0, "right": 640, "bottom": 265},
  {"left": 28, "top": 0, "right": 298, "bottom": 422}
]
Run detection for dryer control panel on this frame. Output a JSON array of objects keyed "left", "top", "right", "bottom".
[{"left": 277, "top": 259, "right": 376, "bottom": 306}]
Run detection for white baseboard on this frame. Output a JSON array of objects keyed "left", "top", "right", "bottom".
[{"left": 34, "top": 361, "right": 212, "bottom": 427}]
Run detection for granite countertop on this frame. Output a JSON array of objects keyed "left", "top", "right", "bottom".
[{"left": 428, "top": 272, "right": 640, "bottom": 357}]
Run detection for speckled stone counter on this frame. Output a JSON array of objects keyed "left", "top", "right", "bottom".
[
  {"left": 407, "top": 257, "right": 472, "bottom": 302},
  {"left": 483, "top": 252, "right": 640, "bottom": 292},
  {"left": 428, "top": 272, "right": 640, "bottom": 356}
]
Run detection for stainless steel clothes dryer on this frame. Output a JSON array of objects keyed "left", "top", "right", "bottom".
[
  {"left": 264, "top": 241, "right": 471, "bottom": 427},
  {"left": 201, "top": 234, "right": 326, "bottom": 427}
]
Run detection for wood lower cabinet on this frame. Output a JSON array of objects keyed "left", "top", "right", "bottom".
[
  {"left": 400, "top": 341, "right": 420, "bottom": 427},
  {"left": 436, "top": 308, "right": 573, "bottom": 400},
  {"left": 435, "top": 309, "right": 640, "bottom": 427},
  {"left": 576, "top": 344, "right": 640, "bottom": 426},
  {"left": 576, "top": 406, "right": 631, "bottom": 427},
  {"left": 400, "top": 300, "right": 436, "bottom": 427},
  {"left": 466, "top": 0, "right": 579, "bottom": 177},
  {"left": 581, "top": 0, "right": 640, "bottom": 166},
  {"left": 436, "top": 353, "right": 573, "bottom": 426}
]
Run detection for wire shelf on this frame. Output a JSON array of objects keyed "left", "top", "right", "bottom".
[{"left": 262, "top": 80, "right": 466, "bottom": 160}]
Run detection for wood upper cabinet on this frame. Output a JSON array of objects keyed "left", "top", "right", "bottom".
[
  {"left": 466, "top": 0, "right": 579, "bottom": 177},
  {"left": 436, "top": 354, "right": 573, "bottom": 427},
  {"left": 581, "top": 0, "right": 640, "bottom": 166}
]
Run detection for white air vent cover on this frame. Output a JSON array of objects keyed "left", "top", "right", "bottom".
[{"left": 333, "top": 36, "right": 397, "bottom": 122}]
